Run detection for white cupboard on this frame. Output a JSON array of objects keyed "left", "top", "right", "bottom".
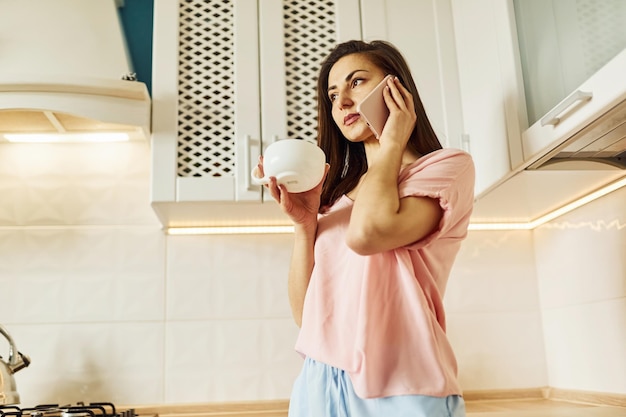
[
  {"left": 450, "top": 0, "right": 527, "bottom": 197},
  {"left": 150, "top": 0, "right": 360, "bottom": 228},
  {"left": 360, "top": 0, "right": 464, "bottom": 152},
  {"left": 463, "top": 0, "right": 626, "bottom": 224},
  {"left": 361, "top": 0, "right": 526, "bottom": 199},
  {"left": 149, "top": 0, "right": 621, "bottom": 229}
]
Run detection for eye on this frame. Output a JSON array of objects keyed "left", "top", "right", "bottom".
[
  {"left": 351, "top": 78, "right": 364, "bottom": 88},
  {"left": 329, "top": 92, "right": 338, "bottom": 102}
]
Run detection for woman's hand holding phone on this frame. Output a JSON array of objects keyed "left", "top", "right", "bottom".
[
  {"left": 379, "top": 76, "right": 417, "bottom": 149},
  {"left": 357, "top": 75, "right": 416, "bottom": 147}
]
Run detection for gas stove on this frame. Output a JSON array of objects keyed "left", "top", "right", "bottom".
[{"left": 0, "top": 402, "right": 136, "bottom": 417}]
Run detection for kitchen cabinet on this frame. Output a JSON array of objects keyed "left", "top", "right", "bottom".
[
  {"left": 150, "top": 0, "right": 361, "bottom": 228},
  {"left": 463, "top": 0, "right": 626, "bottom": 224},
  {"left": 450, "top": 0, "right": 527, "bottom": 197},
  {"left": 514, "top": 0, "right": 626, "bottom": 127},
  {"left": 360, "top": 0, "right": 464, "bottom": 152},
  {"left": 361, "top": 0, "right": 526, "bottom": 198},
  {"left": 513, "top": 1, "right": 626, "bottom": 166}
]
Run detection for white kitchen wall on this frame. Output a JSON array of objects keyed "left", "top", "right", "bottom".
[
  {"left": 446, "top": 230, "right": 547, "bottom": 391},
  {"left": 3, "top": 140, "right": 623, "bottom": 406},
  {"left": 534, "top": 186, "right": 626, "bottom": 394}
]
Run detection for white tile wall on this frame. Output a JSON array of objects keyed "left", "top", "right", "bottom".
[
  {"left": 165, "top": 234, "right": 294, "bottom": 320},
  {"left": 164, "top": 233, "right": 303, "bottom": 403},
  {"left": 534, "top": 186, "right": 626, "bottom": 394},
  {"left": 446, "top": 231, "right": 548, "bottom": 390},
  {"left": 7, "top": 322, "right": 164, "bottom": 406},
  {"left": 2, "top": 140, "right": 624, "bottom": 405},
  {"left": 542, "top": 298, "right": 626, "bottom": 393},
  {"left": 0, "top": 227, "right": 166, "bottom": 323},
  {"left": 0, "top": 142, "right": 159, "bottom": 226}
]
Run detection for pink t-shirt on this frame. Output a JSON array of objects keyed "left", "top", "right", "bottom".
[{"left": 294, "top": 148, "right": 475, "bottom": 399}]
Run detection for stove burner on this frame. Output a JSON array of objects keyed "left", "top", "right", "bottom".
[{"left": 0, "top": 403, "right": 136, "bottom": 417}]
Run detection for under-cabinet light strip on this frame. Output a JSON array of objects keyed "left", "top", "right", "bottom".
[
  {"left": 4, "top": 132, "right": 130, "bottom": 143},
  {"left": 526, "top": 175, "right": 626, "bottom": 228},
  {"left": 166, "top": 176, "right": 626, "bottom": 235},
  {"left": 466, "top": 176, "right": 626, "bottom": 231},
  {"left": 167, "top": 225, "right": 295, "bottom": 235},
  {"left": 467, "top": 222, "right": 532, "bottom": 231}
]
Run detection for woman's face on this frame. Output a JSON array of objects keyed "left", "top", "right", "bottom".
[{"left": 326, "top": 53, "right": 387, "bottom": 143}]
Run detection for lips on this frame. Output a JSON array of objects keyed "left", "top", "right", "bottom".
[{"left": 344, "top": 113, "right": 360, "bottom": 126}]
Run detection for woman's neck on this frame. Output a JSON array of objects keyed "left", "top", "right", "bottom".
[{"left": 363, "top": 139, "right": 420, "bottom": 169}]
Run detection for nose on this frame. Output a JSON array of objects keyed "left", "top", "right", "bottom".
[{"left": 336, "top": 90, "right": 354, "bottom": 110}]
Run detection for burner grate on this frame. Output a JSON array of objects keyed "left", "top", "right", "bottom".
[{"left": 0, "top": 403, "right": 135, "bottom": 417}]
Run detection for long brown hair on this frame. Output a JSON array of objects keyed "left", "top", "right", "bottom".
[{"left": 317, "top": 40, "right": 442, "bottom": 211}]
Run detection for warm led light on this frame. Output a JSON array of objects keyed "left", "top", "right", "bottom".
[
  {"left": 526, "top": 175, "right": 626, "bottom": 229},
  {"left": 167, "top": 225, "right": 295, "bottom": 235},
  {"left": 468, "top": 222, "right": 532, "bottom": 231},
  {"left": 166, "top": 177, "right": 626, "bottom": 235},
  {"left": 4, "top": 132, "right": 130, "bottom": 143},
  {"left": 471, "top": 176, "right": 626, "bottom": 231}
]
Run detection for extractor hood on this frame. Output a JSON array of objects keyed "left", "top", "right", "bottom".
[
  {"left": 0, "top": 0, "right": 151, "bottom": 143},
  {"left": 471, "top": 48, "right": 626, "bottom": 226},
  {"left": 523, "top": 48, "right": 626, "bottom": 171}
]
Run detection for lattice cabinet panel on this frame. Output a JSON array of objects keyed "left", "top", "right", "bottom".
[
  {"left": 177, "top": 0, "right": 235, "bottom": 178},
  {"left": 283, "top": 0, "right": 337, "bottom": 141},
  {"left": 176, "top": 0, "right": 338, "bottom": 178}
]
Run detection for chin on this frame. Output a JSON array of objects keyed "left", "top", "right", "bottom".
[{"left": 343, "top": 127, "right": 375, "bottom": 143}]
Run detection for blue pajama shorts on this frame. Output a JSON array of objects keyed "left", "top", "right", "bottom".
[{"left": 288, "top": 357, "right": 466, "bottom": 417}]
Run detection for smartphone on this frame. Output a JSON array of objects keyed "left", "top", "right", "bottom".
[{"left": 356, "top": 74, "right": 394, "bottom": 139}]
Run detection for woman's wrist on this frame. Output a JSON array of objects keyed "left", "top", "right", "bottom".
[{"left": 293, "top": 221, "right": 318, "bottom": 240}]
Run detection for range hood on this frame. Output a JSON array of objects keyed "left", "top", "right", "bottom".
[
  {"left": 471, "top": 48, "right": 626, "bottom": 226},
  {"left": 524, "top": 48, "right": 626, "bottom": 171},
  {"left": 0, "top": 0, "right": 151, "bottom": 143}
]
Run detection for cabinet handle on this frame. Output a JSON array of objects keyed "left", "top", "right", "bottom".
[
  {"left": 259, "top": 135, "right": 278, "bottom": 154},
  {"left": 244, "top": 134, "right": 254, "bottom": 191},
  {"left": 246, "top": 135, "right": 279, "bottom": 191},
  {"left": 461, "top": 133, "right": 471, "bottom": 153},
  {"left": 540, "top": 89, "right": 593, "bottom": 127}
]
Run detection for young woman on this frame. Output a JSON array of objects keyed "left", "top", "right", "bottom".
[{"left": 258, "top": 40, "right": 474, "bottom": 417}]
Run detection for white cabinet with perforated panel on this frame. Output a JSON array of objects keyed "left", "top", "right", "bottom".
[{"left": 151, "top": 0, "right": 360, "bottom": 228}]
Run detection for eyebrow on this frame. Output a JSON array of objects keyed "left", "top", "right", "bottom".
[{"left": 327, "top": 69, "right": 369, "bottom": 93}]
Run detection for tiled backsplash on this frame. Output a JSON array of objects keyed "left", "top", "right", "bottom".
[
  {"left": 1, "top": 142, "right": 624, "bottom": 405},
  {"left": 534, "top": 188, "right": 626, "bottom": 393},
  {"left": 446, "top": 230, "right": 548, "bottom": 390}
]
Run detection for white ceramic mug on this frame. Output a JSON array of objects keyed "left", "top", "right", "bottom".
[{"left": 251, "top": 139, "right": 326, "bottom": 193}]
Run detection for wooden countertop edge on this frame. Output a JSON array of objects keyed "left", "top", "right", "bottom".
[
  {"left": 127, "top": 388, "right": 626, "bottom": 416},
  {"left": 463, "top": 387, "right": 626, "bottom": 408},
  {"left": 129, "top": 400, "right": 289, "bottom": 415},
  {"left": 548, "top": 388, "right": 626, "bottom": 408}
]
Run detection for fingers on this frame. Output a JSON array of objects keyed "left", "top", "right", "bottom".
[
  {"left": 385, "top": 77, "right": 413, "bottom": 111},
  {"left": 267, "top": 177, "right": 293, "bottom": 214},
  {"left": 256, "top": 155, "right": 265, "bottom": 178},
  {"left": 257, "top": 155, "right": 280, "bottom": 201},
  {"left": 267, "top": 176, "right": 282, "bottom": 202}
]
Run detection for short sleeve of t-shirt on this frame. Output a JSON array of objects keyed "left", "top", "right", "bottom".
[{"left": 397, "top": 148, "right": 475, "bottom": 249}]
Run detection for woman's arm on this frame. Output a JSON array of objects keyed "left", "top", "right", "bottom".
[
  {"left": 347, "top": 145, "right": 442, "bottom": 255},
  {"left": 347, "top": 78, "right": 442, "bottom": 255},
  {"left": 261, "top": 162, "right": 329, "bottom": 326},
  {"left": 288, "top": 223, "right": 317, "bottom": 327}
]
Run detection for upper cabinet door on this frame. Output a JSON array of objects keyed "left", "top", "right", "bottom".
[
  {"left": 514, "top": 0, "right": 626, "bottom": 126},
  {"left": 451, "top": 0, "right": 527, "bottom": 197},
  {"left": 153, "top": 0, "right": 256, "bottom": 203},
  {"left": 359, "top": 0, "right": 464, "bottom": 151},
  {"left": 151, "top": 0, "right": 361, "bottom": 208}
]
